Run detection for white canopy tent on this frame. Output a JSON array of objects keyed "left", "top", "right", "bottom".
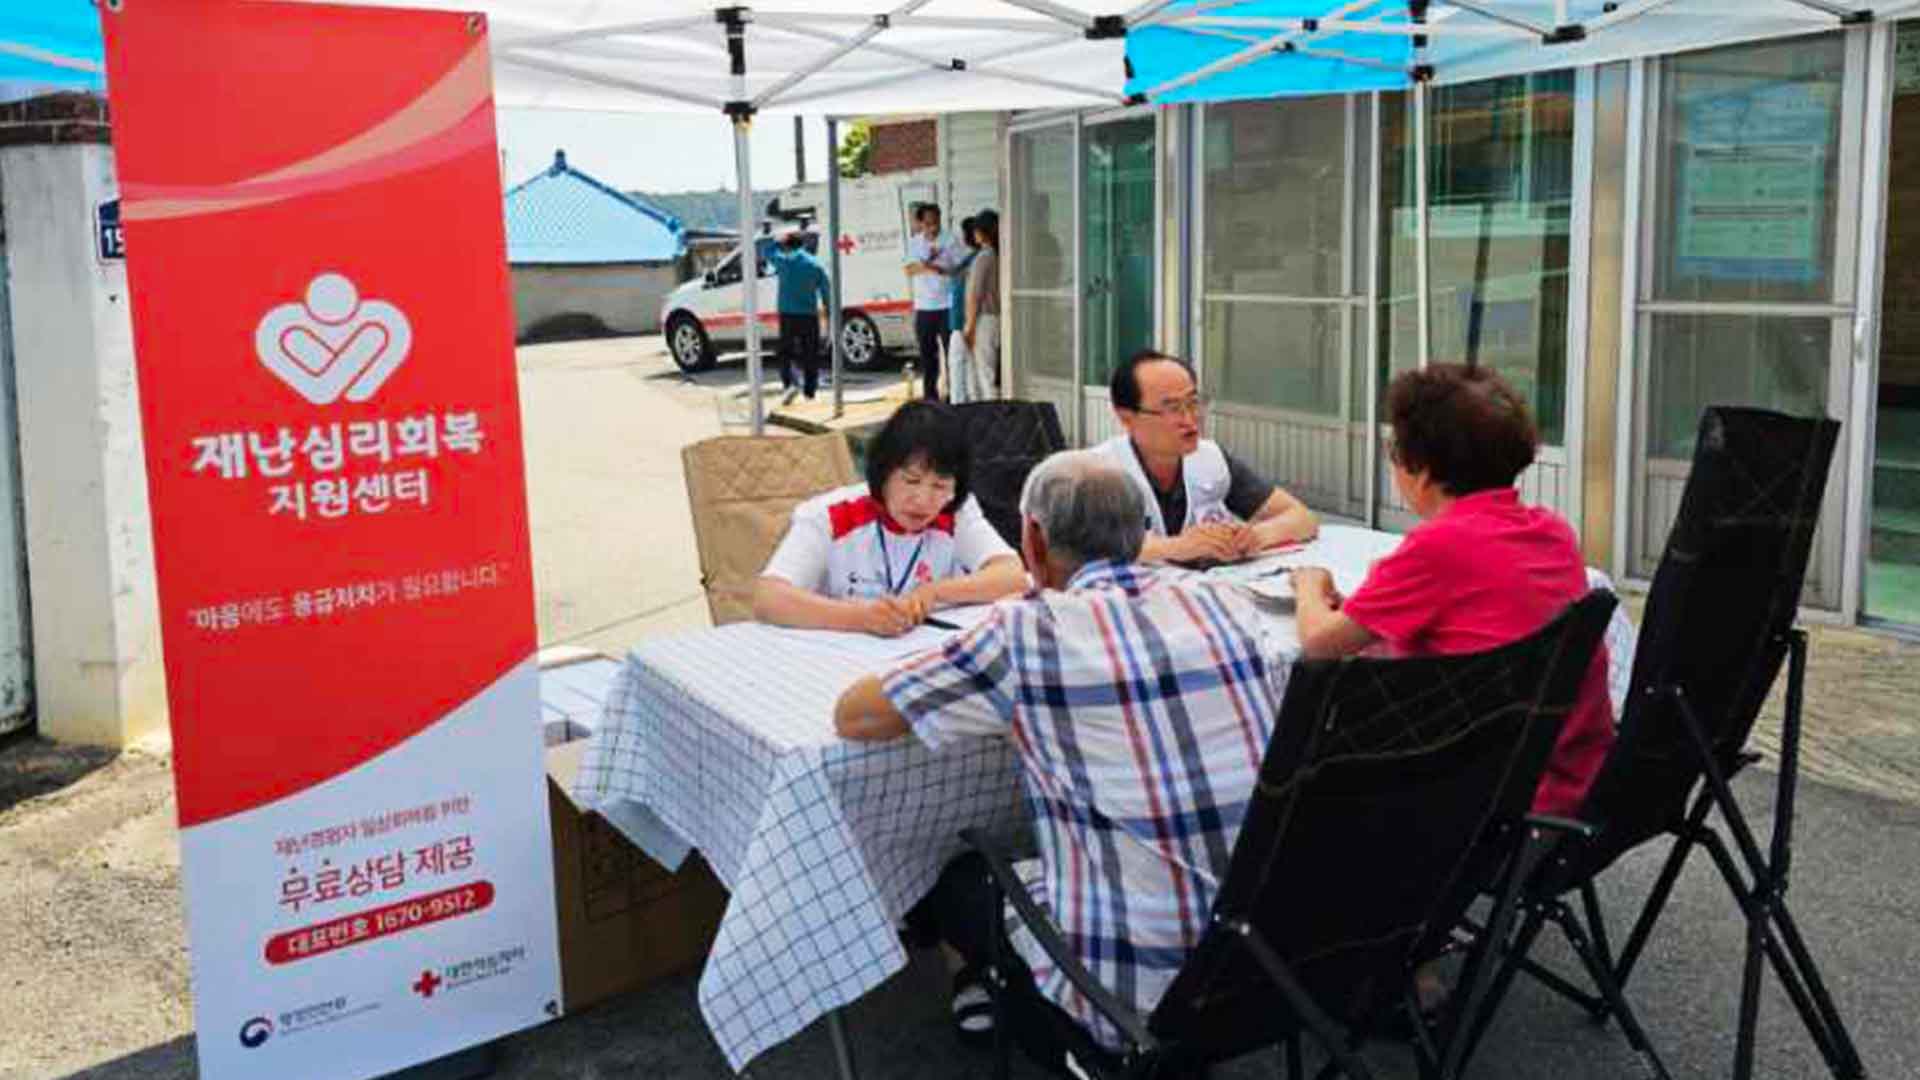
[
  {"left": 373, "top": 0, "right": 1145, "bottom": 432},
  {"left": 81, "top": 0, "right": 1914, "bottom": 433}
]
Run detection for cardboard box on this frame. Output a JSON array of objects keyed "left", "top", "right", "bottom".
[{"left": 546, "top": 739, "right": 728, "bottom": 1015}]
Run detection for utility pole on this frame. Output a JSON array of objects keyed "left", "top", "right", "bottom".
[{"left": 793, "top": 115, "right": 806, "bottom": 184}]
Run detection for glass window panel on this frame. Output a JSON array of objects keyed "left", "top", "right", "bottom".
[
  {"left": 1013, "top": 295, "right": 1074, "bottom": 381},
  {"left": 1203, "top": 98, "right": 1347, "bottom": 298},
  {"left": 1202, "top": 301, "right": 1342, "bottom": 415},
  {"left": 1653, "top": 35, "right": 1845, "bottom": 304},
  {"left": 1012, "top": 128, "right": 1075, "bottom": 292},
  {"left": 1083, "top": 118, "right": 1157, "bottom": 389},
  {"left": 1644, "top": 314, "right": 1832, "bottom": 460},
  {"left": 1378, "top": 71, "right": 1575, "bottom": 445},
  {"left": 1869, "top": 23, "right": 1920, "bottom": 624}
]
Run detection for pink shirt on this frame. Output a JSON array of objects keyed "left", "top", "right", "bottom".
[{"left": 1341, "top": 488, "right": 1613, "bottom": 815}]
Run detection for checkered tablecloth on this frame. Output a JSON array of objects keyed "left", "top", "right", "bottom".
[{"left": 572, "top": 528, "right": 1639, "bottom": 1073}]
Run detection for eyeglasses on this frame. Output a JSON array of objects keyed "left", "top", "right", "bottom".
[{"left": 1135, "top": 397, "right": 1204, "bottom": 419}]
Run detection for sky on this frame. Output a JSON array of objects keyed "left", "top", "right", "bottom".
[{"left": 496, "top": 109, "right": 838, "bottom": 194}]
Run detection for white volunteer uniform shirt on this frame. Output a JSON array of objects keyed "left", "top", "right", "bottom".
[
  {"left": 763, "top": 482, "right": 1015, "bottom": 600},
  {"left": 1096, "top": 434, "right": 1237, "bottom": 537},
  {"left": 906, "top": 232, "right": 957, "bottom": 312}
]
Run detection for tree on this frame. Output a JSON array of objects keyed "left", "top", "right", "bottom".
[{"left": 837, "top": 120, "right": 873, "bottom": 179}]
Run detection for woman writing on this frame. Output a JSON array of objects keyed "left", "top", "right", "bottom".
[{"left": 754, "top": 401, "right": 1028, "bottom": 636}]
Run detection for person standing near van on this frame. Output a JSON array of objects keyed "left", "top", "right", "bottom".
[
  {"left": 769, "top": 227, "right": 832, "bottom": 401},
  {"left": 962, "top": 211, "right": 1002, "bottom": 401},
  {"left": 905, "top": 203, "right": 961, "bottom": 401},
  {"left": 947, "top": 217, "right": 982, "bottom": 403}
]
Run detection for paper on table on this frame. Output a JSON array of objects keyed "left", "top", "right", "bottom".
[
  {"left": 1208, "top": 529, "right": 1391, "bottom": 601},
  {"left": 762, "top": 601, "right": 997, "bottom": 669}
]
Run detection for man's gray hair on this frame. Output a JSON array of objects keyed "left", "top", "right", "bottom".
[{"left": 1018, "top": 451, "right": 1145, "bottom": 567}]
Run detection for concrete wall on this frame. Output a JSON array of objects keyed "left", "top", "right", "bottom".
[
  {"left": 0, "top": 142, "right": 167, "bottom": 747},
  {"left": 510, "top": 263, "right": 679, "bottom": 340}
]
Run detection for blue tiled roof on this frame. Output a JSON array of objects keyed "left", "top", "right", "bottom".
[{"left": 505, "top": 150, "right": 685, "bottom": 266}]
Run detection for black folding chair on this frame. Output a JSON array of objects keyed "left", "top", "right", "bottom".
[
  {"left": 952, "top": 400, "right": 1067, "bottom": 547},
  {"left": 965, "top": 591, "right": 1618, "bottom": 1080},
  {"left": 1462, "top": 407, "right": 1864, "bottom": 1080}
]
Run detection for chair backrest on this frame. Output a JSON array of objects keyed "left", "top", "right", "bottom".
[
  {"left": 951, "top": 400, "right": 1067, "bottom": 547},
  {"left": 681, "top": 433, "right": 858, "bottom": 625},
  {"left": 1563, "top": 407, "right": 1838, "bottom": 880},
  {"left": 1149, "top": 591, "right": 1617, "bottom": 1055}
]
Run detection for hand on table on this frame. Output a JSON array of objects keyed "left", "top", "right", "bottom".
[
  {"left": 854, "top": 596, "right": 925, "bottom": 637},
  {"left": 898, "top": 584, "right": 943, "bottom": 625},
  {"left": 1290, "top": 566, "right": 1341, "bottom": 607},
  {"left": 1165, "top": 522, "right": 1248, "bottom": 565}
]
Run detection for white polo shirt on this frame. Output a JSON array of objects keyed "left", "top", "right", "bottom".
[{"left": 763, "top": 483, "right": 1015, "bottom": 600}]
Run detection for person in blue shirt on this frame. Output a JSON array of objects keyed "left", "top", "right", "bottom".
[{"left": 768, "top": 228, "right": 832, "bottom": 401}]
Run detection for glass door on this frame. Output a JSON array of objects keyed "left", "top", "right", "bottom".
[
  {"left": 1081, "top": 114, "right": 1158, "bottom": 445},
  {"left": 1628, "top": 34, "right": 1861, "bottom": 608},
  {"left": 1196, "top": 95, "right": 1368, "bottom": 521},
  {"left": 1867, "top": 22, "right": 1920, "bottom": 626},
  {"left": 1379, "top": 71, "right": 1580, "bottom": 531},
  {"left": 1009, "top": 123, "right": 1079, "bottom": 434}
]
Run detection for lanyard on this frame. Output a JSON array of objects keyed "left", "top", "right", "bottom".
[{"left": 874, "top": 519, "right": 928, "bottom": 596}]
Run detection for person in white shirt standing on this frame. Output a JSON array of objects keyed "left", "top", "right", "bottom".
[
  {"left": 754, "top": 400, "right": 1028, "bottom": 635},
  {"left": 904, "top": 203, "right": 963, "bottom": 401}
]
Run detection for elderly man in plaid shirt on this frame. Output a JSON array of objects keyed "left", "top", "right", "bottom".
[{"left": 836, "top": 449, "right": 1281, "bottom": 1077}]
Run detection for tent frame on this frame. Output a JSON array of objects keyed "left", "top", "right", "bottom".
[{"left": 493, "top": 2, "right": 1138, "bottom": 434}]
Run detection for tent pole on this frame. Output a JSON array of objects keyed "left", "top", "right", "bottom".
[
  {"left": 1414, "top": 78, "right": 1431, "bottom": 370},
  {"left": 735, "top": 117, "right": 764, "bottom": 435},
  {"left": 828, "top": 116, "right": 846, "bottom": 420}
]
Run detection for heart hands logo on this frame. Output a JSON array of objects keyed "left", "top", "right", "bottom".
[{"left": 255, "top": 273, "right": 411, "bottom": 405}]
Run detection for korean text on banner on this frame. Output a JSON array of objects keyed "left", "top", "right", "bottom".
[{"left": 99, "top": 4, "right": 561, "bottom": 1078}]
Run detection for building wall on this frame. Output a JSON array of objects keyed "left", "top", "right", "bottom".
[
  {"left": 870, "top": 118, "right": 938, "bottom": 175},
  {"left": 0, "top": 141, "right": 167, "bottom": 747},
  {"left": 510, "top": 263, "right": 679, "bottom": 340},
  {"left": 943, "top": 113, "right": 1005, "bottom": 220}
]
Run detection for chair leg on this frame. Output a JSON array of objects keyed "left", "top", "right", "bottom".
[
  {"left": 984, "top": 870, "right": 1012, "bottom": 1080},
  {"left": 1277, "top": 1032, "right": 1303, "bottom": 1080},
  {"left": 1234, "top": 924, "right": 1379, "bottom": 1080},
  {"left": 1546, "top": 903, "right": 1674, "bottom": 1080},
  {"left": 1578, "top": 881, "right": 1618, "bottom": 1019},
  {"left": 1674, "top": 687, "right": 1867, "bottom": 1080},
  {"left": 1454, "top": 904, "right": 1549, "bottom": 1077},
  {"left": 1440, "top": 830, "right": 1556, "bottom": 1080},
  {"left": 1614, "top": 788, "right": 1715, "bottom": 995},
  {"left": 1699, "top": 827, "right": 1861, "bottom": 1078},
  {"left": 1765, "top": 898, "right": 1868, "bottom": 1078}
]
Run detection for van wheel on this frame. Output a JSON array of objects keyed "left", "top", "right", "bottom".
[
  {"left": 666, "top": 314, "right": 715, "bottom": 373},
  {"left": 839, "top": 312, "right": 884, "bottom": 372}
]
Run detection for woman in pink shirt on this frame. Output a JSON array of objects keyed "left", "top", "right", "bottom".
[{"left": 1292, "top": 364, "right": 1613, "bottom": 817}]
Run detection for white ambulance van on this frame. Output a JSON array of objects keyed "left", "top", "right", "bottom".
[{"left": 659, "top": 171, "right": 941, "bottom": 374}]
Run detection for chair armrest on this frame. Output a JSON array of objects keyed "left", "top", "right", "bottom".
[
  {"left": 959, "top": 828, "right": 1156, "bottom": 1051},
  {"left": 1523, "top": 813, "right": 1601, "bottom": 841}
]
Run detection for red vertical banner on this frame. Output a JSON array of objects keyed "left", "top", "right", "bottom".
[{"left": 100, "top": 3, "right": 560, "bottom": 1077}]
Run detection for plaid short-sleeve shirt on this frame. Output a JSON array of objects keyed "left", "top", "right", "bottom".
[{"left": 880, "top": 561, "right": 1280, "bottom": 1046}]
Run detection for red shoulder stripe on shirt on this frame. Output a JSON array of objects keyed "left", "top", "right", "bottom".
[
  {"left": 827, "top": 494, "right": 957, "bottom": 539},
  {"left": 827, "top": 495, "right": 882, "bottom": 539}
]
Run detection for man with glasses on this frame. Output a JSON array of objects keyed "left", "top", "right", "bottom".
[{"left": 1099, "top": 349, "right": 1318, "bottom": 564}]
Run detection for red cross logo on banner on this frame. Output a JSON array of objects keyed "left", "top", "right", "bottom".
[
  {"left": 836, "top": 234, "right": 857, "bottom": 255},
  {"left": 412, "top": 969, "right": 443, "bottom": 999}
]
